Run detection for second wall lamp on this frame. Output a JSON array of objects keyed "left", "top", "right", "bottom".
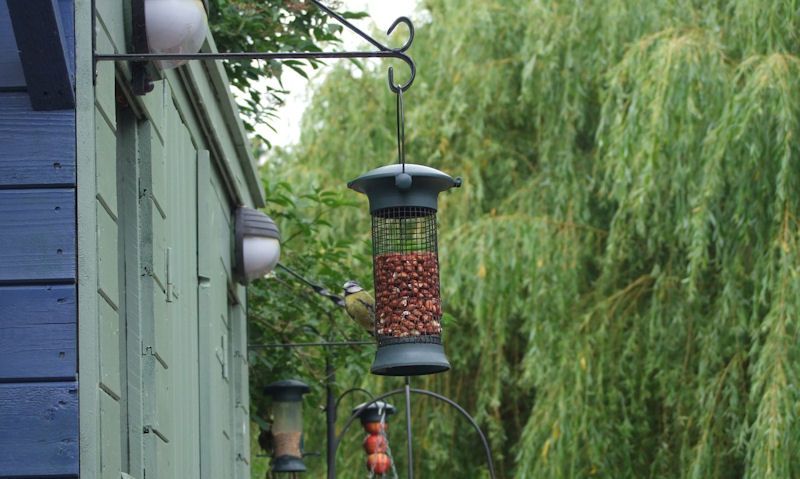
[{"left": 234, "top": 207, "right": 281, "bottom": 285}]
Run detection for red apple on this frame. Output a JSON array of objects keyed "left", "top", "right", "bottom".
[
  {"left": 367, "top": 453, "right": 392, "bottom": 474},
  {"left": 364, "top": 421, "right": 388, "bottom": 434},
  {"left": 363, "top": 433, "right": 388, "bottom": 454}
]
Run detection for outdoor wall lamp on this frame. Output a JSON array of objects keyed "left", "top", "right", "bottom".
[
  {"left": 128, "top": 0, "right": 209, "bottom": 92},
  {"left": 264, "top": 379, "right": 312, "bottom": 474},
  {"left": 234, "top": 207, "right": 281, "bottom": 285},
  {"left": 144, "top": 0, "right": 208, "bottom": 70}
]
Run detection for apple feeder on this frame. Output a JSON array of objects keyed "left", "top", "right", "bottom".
[
  {"left": 354, "top": 401, "right": 397, "bottom": 476},
  {"left": 349, "top": 164, "right": 461, "bottom": 376},
  {"left": 264, "top": 379, "right": 311, "bottom": 473}
]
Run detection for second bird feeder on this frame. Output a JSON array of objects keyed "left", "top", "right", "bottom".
[
  {"left": 349, "top": 164, "right": 461, "bottom": 376},
  {"left": 264, "top": 379, "right": 311, "bottom": 473},
  {"left": 354, "top": 401, "right": 397, "bottom": 476}
]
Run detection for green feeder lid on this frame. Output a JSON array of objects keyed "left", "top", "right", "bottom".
[
  {"left": 352, "top": 401, "right": 397, "bottom": 424},
  {"left": 348, "top": 163, "right": 462, "bottom": 212},
  {"left": 263, "top": 379, "right": 311, "bottom": 402}
]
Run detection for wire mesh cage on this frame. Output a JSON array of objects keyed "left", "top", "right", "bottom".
[
  {"left": 349, "top": 164, "right": 461, "bottom": 376},
  {"left": 373, "top": 207, "right": 442, "bottom": 341}
]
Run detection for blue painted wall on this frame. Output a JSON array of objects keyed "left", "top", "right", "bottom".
[{"left": 0, "top": 0, "right": 78, "bottom": 477}]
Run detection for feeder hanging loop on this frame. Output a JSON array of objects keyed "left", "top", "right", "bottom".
[{"left": 396, "top": 88, "right": 407, "bottom": 173}]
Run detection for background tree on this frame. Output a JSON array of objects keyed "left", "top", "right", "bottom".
[
  {"left": 209, "top": 0, "right": 364, "bottom": 147},
  {"left": 246, "top": 0, "right": 800, "bottom": 477}
]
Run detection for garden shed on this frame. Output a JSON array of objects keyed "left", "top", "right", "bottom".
[{"left": 0, "top": 1, "right": 262, "bottom": 478}]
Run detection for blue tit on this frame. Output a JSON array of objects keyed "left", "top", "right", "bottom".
[{"left": 343, "top": 280, "right": 375, "bottom": 333}]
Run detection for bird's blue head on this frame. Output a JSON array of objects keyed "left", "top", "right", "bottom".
[{"left": 343, "top": 280, "right": 363, "bottom": 295}]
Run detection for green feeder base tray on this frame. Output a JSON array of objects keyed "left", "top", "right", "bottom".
[{"left": 371, "top": 341, "right": 451, "bottom": 376}]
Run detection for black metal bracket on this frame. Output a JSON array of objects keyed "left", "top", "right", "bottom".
[
  {"left": 247, "top": 340, "right": 372, "bottom": 350},
  {"left": 91, "top": 0, "right": 416, "bottom": 96}
]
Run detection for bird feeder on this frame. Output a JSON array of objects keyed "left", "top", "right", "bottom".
[
  {"left": 348, "top": 164, "right": 461, "bottom": 376},
  {"left": 354, "top": 401, "right": 397, "bottom": 476},
  {"left": 264, "top": 379, "right": 311, "bottom": 473},
  {"left": 354, "top": 400, "right": 397, "bottom": 430}
]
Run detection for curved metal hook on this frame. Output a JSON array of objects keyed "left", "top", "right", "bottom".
[
  {"left": 387, "top": 17, "right": 415, "bottom": 53},
  {"left": 311, "top": 0, "right": 416, "bottom": 92},
  {"left": 386, "top": 17, "right": 416, "bottom": 92},
  {"left": 388, "top": 56, "right": 416, "bottom": 93}
]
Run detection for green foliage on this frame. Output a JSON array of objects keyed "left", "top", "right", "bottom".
[
  {"left": 208, "top": 0, "right": 349, "bottom": 145},
  {"left": 249, "top": 0, "right": 800, "bottom": 477},
  {"left": 246, "top": 173, "right": 375, "bottom": 478}
]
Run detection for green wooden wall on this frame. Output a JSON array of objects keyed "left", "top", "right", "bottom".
[{"left": 77, "top": 2, "right": 262, "bottom": 478}]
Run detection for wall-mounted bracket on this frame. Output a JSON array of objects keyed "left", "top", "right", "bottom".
[{"left": 92, "top": 0, "right": 416, "bottom": 96}]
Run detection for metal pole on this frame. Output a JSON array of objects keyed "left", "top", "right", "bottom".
[
  {"left": 94, "top": 50, "right": 407, "bottom": 63},
  {"left": 404, "top": 377, "right": 413, "bottom": 479},
  {"left": 248, "top": 341, "right": 372, "bottom": 350},
  {"left": 325, "top": 310, "right": 338, "bottom": 479},
  {"left": 326, "top": 352, "right": 336, "bottom": 479}
]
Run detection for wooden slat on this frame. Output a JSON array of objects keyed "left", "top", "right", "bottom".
[
  {"left": 0, "top": 92, "right": 76, "bottom": 186},
  {"left": 230, "top": 297, "right": 250, "bottom": 479},
  {"left": 55, "top": 0, "right": 74, "bottom": 75},
  {"left": 150, "top": 130, "right": 166, "bottom": 213},
  {"left": 0, "top": 0, "right": 25, "bottom": 89},
  {"left": 151, "top": 199, "right": 167, "bottom": 292},
  {"left": 0, "top": 189, "right": 75, "bottom": 282},
  {"left": 0, "top": 381, "right": 78, "bottom": 477},
  {"left": 6, "top": 0, "right": 74, "bottom": 110},
  {"left": 97, "top": 204, "right": 119, "bottom": 308},
  {"left": 153, "top": 283, "right": 169, "bottom": 363},
  {"left": 95, "top": 115, "right": 118, "bottom": 217},
  {"left": 166, "top": 111, "right": 201, "bottom": 476},
  {"left": 99, "top": 295, "right": 121, "bottom": 397},
  {"left": 142, "top": 79, "right": 165, "bottom": 141},
  {"left": 95, "top": 0, "right": 124, "bottom": 55},
  {"left": 177, "top": 38, "right": 263, "bottom": 207},
  {"left": 198, "top": 154, "right": 236, "bottom": 479},
  {"left": 100, "top": 390, "right": 122, "bottom": 478},
  {"left": 94, "top": 28, "right": 116, "bottom": 131},
  {"left": 0, "top": 284, "right": 76, "bottom": 381}
]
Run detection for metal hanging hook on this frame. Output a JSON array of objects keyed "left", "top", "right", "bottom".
[
  {"left": 310, "top": 0, "right": 416, "bottom": 93},
  {"left": 387, "top": 17, "right": 415, "bottom": 53},
  {"left": 386, "top": 16, "right": 416, "bottom": 92},
  {"left": 387, "top": 57, "right": 416, "bottom": 93}
]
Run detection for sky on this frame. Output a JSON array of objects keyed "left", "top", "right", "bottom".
[{"left": 257, "top": 0, "right": 419, "bottom": 149}]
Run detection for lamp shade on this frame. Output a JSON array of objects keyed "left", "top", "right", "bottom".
[
  {"left": 234, "top": 207, "right": 281, "bottom": 284},
  {"left": 145, "top": 0, "right": 208, "bottom": 70}
]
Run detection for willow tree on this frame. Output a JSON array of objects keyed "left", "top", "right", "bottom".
[{"left": 251, "top": 0, "right": 800, "bottom": 477}]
